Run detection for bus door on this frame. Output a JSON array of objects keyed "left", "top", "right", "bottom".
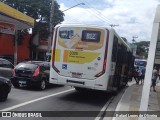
[
  {"left": 108, "top": 35, "right": 118, "bottom": 89},
  {"left": 113, "top": 43, "right": 124, "bottom": 88}
]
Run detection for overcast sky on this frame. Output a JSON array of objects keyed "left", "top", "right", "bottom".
[{"left": 56, "top": 0, "right": 160, "bottom": 43}]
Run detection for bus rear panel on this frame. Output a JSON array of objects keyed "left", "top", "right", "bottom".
[
  {"left": 50, "top": 24, "right": 133, "bottom": 92},
  {"left": 50, "top": 25, "right": 110, "bottom": 91}
]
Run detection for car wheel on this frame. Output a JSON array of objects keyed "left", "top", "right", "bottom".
[
  {"left": 40, "top": 80, "right": 46, "bottom": 90},
  {"left": 13, "top": 83, "right": 19, "bottom": 88},
  {"left": 0, "top": 92, "right": 8, "bottom": 102}
]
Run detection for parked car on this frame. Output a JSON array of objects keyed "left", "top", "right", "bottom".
[
  {"left": 10, "top": 61, "right": 50, "bottom": 90},
  {"left": 0, "top": 58, "right": 13, "bottom": 101},
  {"left": 0, "top": 77, "right": 12, "bottom": 101},
  {"left": 0, "top": 58, "right": 14, "bottom": 78},
  {"left": 0, "top": 55, "right": 14, "bottom": 64}
]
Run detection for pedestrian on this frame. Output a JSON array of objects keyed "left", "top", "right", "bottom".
[
  {"left": 151, "top": 67, "right": 158, "bottom": 92},
  {"left": 128, "top": 68, "right": 133, "bottom": 81},
  {"left": 137, "top": 67, "right": 142, "bottom": 85},
  {"left": 132, "top": 67, "right": 139, "bottom": 84},
  {"left": 140, "top": 67, "right": 146, "bottom": 84},
  {"left": 159, "top": 68, "right": 160, "bottom": 80}
]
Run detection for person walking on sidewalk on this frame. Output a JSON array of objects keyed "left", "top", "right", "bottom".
[
  {"left": 132, "top": 67, "right": 139, "bottom": 84},
  {"left": 159, "top": 68, "right": 160, "bottom": 80},
  {"left": 140, "top": 67, "right": 146, "bottom": 84},
  {"left": 137, "top": 67, "right": 142, "bottom": 85},
  {"left": 151, "top": 67, "right": 158, "bottom": 92},
  {"left": 128, "top": 68, "right": 133, "bottom": 81}
]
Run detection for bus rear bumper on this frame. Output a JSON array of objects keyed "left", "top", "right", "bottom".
[{"left": 50, "top": 75, "right": 108, "bottom": 91}]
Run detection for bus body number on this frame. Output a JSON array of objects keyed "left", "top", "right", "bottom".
[
  {"left": 86, "top": 33, "right": 96, "bottom": 40},
  {"left": 69, "top": 51, "right": 78, "bottom": 56}
]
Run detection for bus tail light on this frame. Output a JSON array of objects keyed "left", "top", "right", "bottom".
[
  {"left": 52, "top": 64, "right": 60, "bottom": 73},
  {"left": 95, "top": 29, "right": 109, "bottom": 77},
  {"left": 95, "top": 59, "right": 106, "bottom": 77},
  {"left": 52, "top": 28, "right": 60, "bottom": 73}
]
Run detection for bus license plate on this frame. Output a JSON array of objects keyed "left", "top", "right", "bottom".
[{"left": 72, "top": 73, "right": 82, "bottom": 78}]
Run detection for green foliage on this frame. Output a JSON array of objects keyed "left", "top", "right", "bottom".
[
  {"left": 134, "top": 41, "right": 150, "bottom": 58},
  {"left": 4, "top": 0, "right": 64, "bottom": 34},
  {"left": 121, "top": 37, "right": 128, "bottom": 42},
  {"left": 4, "top": 0, "right": 64, "bottom": 24}
]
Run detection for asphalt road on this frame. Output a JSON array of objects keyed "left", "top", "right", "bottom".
[{"left": 0, "top": 85, "right": 113, "bottom": 120}]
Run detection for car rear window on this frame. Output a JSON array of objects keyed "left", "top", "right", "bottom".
[{"left": 16, "top": 63, "right": 38, "bottom": 70}]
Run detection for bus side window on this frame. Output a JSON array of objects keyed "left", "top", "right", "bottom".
[{"left": 112, "top": 36, "right": 118, "bottom": 62}]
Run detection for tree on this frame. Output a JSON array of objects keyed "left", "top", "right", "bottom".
[
  {"left": 4, "top": 0, "right": 64, "bottom": 32},
  {"left": 121, "top": 37, "right": 128, "bottom": 42},
  {"left": 3, "top": 0, "right": 64, "bottom": 57},
  {"left": 134, "top": 41, "right": 150, "bottom": 58}
]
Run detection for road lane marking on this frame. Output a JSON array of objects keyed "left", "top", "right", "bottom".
[
  {"left": 95, "top": 96, "right": 114, "bottom": 120},
  {"left": 0, "top": 89, "right": 74, "bottom": 111}
]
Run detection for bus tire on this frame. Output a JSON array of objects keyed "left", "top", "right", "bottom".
[
  {"left": 112, "top": 90, "right": 118, "bottom": 96},
  {"left": 74, "top": 87, "right": 85, "bottom": 92}
]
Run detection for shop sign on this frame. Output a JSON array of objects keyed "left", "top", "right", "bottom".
[{"left": 0, "top": 21, "right": 15, "bottom": 35}]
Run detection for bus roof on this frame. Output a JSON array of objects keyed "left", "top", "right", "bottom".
[{"left": 56, "top": 23, "right": 114, "bottom": 30}]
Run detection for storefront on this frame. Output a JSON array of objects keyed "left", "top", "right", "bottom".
[{"left": 0, "top": 2, "right": 34, "bottom": 65}]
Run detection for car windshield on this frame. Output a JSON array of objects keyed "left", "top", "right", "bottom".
[{"left": 15, "top": 63, "right": 38, "bottom": 70}]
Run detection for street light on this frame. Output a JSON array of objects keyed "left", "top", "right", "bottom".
[
  {"left": 109, "top": 24, "right": 119, "bottom": 27},
  {"left": 46, "top": 2, "right": 85, "bottom": 60},
  {"left": 62, "top": 3, "right": 85, "bottom": 12}
]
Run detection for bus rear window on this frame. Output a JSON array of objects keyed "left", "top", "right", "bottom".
[
  {"left": 59, "top": 30, "right": 74, "bottom": 39},
  {"left": 82, "top": 30, "right": 100, "bottom": 42}
]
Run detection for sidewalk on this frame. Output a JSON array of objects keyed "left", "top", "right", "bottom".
[{"left": 111, "top": 81, "right": 160, "bottom": 120}]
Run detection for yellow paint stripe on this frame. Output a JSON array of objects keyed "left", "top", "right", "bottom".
[
  {"left": 55, "top": 49, "right": 61, "bottom": 62},
  {"left": 63, "top": 50, "right": 100, "bottom": 64},
  {"left": 63, "top": 50, "right": 69, "bottom": 62}
]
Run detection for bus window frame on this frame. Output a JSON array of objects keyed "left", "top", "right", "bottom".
[
  {"left": 81, "top": 30, "right": 101, "bottom": 43},
  {"left": 112, "top": 35, "right": 118, "bottom": 62}
]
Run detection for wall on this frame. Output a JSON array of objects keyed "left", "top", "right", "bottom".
[
  {"left": 0, "top": 34, "right": 14, "bottom": 55},
  {"left": 0, "top": 33, "right": 31, "bottom": 62}
]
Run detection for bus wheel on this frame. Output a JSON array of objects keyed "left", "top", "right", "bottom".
[
  {"left": 74, "top": 87, "right": 85, "bottom": 92},
  {"left": 112, "top": 90, "right": 118, "bottom": 96}
]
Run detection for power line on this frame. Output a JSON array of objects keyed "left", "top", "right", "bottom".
[
  {"left": 81, "top": 0, "right": 110, "bottom": 24},
  {"left": 56, "top": 0, "right": 83, "bottom": 24},
  {"left": 110, "top": 24, "right": 119, "bottom": 27},
  {"left": 64, "top": 15, "right": 83, "bottom": 23},
  {"left": 74, "top": 0, "right": 111, "bottom": 25},
  {"left": 82, "top": 0, "right": 113, "bottom": 24}
]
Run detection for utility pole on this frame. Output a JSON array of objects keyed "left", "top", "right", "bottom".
[
  {"left": 14, "top": 30, "right": 18, "bottom": 66},
  {"left": 132, "top": 36, "right": 138, "bottom": 43},
  {"left": 47, "top": 0, "right": 54, "bottom": 53},
  {"left": 46, "top": 1, "right": 85, "bottom": 61},
  {"left": 109, "top": 24, "right": 119, "bottom": 27}
]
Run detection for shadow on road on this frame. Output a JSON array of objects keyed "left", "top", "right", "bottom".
[
  {"left": 11, "top": 84, "right": 64, "bottom": 91},
  {"left": 58, "top": 89, "right": 113, "bottom": 107}
]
